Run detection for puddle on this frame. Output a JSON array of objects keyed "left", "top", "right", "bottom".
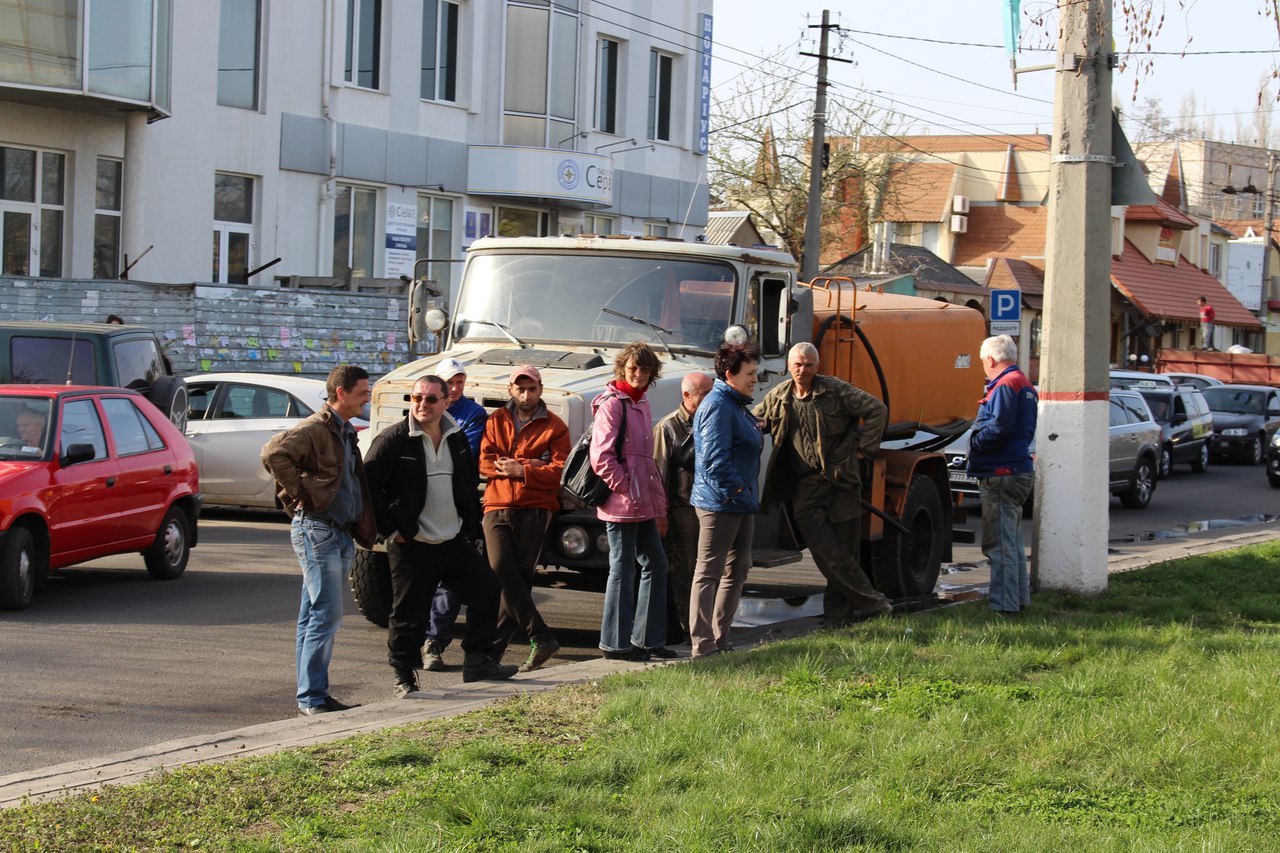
[
  {"left": 733, "top": 595, "right": 823, "bottom": 627},
  {"left": 1108, "top": 514, "right": 1277, "bottom": 544}
]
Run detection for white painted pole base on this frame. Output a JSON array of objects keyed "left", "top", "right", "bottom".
[{"left": 1032, "top": 397, "right": 1109, "bottom": 596}]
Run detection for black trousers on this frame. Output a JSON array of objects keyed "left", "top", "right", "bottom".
[
  {"left": 484, "top": 507, "right": 554, "bottom": 655},
  {"left": 386, "top": 534, "right": 501, "bottom": 673}
]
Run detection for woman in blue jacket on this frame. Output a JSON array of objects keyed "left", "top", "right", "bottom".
[{"left": 688, "top": 341, "right": 764, "bottom": 657}]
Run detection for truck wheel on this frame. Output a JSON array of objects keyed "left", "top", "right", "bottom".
[
  {"left": 870, "top": 474, "right": 944, "bottom": 599},
  {"left": 1119, "top": 456, "right": 1156, "bottom": 510},
  {"left": 0, "top": 526, "right": 37, "bottom": 610},
  {"left": 351, "top": 548, "right": 392, "bottom": 627},
  {"left": 148, "top": 376, "right": 189, "bottom": 433},
  {"left": 144, "top": 506, "right": 190, "bottom": 579}
]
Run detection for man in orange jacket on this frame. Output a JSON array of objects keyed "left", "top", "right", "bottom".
[{"left": 478, "top": 365, "right": 571, "bottom": 671}]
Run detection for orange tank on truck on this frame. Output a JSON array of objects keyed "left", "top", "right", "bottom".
[{"left": 347, "top": 238, "right": 987, "bottom": 627}]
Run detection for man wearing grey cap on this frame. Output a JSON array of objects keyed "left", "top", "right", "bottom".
[{"left": 422, "top": 357, "right": 489, "bottom": 671}]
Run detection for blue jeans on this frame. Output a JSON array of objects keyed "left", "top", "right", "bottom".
[
  {"left": 600, "top": 520, "right": 669, "bottom": 652},
  {"left": 426, "top": 584, "right": 461, "bottom": 645},
  {"left": 291, "top": 515, "right": 354, "bottom": 710},
  {"left": 978, "top": 473, "right": 1034, "bottom": 612}
]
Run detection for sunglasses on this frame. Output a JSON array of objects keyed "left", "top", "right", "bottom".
[{"left": 410, "top": 394, "right": 442, "bottom": 404}]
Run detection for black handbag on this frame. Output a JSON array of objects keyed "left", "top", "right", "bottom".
[{"left": 561, "top": 394, "right": 627, "bottom": 507}]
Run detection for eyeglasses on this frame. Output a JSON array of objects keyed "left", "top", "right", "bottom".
[{"left": 410, "top": 394, "right": 442, "bottom": 404}]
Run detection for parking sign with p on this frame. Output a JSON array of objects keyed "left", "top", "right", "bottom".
[{"left": 989, "top": 289, "right": 1021, "bottom": 336}]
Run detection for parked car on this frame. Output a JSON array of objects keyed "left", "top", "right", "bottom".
[
  {"left": 1109, "top": 370, "right": 1176, "bottom": 390},
  {"left": 1200, "top": 384, "right": 1280, "bottom": 464},
  {"left": 183, "top": 373, "right": 364, "bottom": 510},
  {"left": 0, "top": 386, "right": 201, "bottom": 610},
  {"left": 1161, "top": 372, "right": 1223, "bottom": 391},
  {"left": 1135, "top": 386, "right": 1214, "bottom": 478},
  {"left": 0, "top": 322, "right": 188, "bottom": 430},
  {"left": 1267, "top": 430, "right": 1280, "bottom": 488},
  {"left": 943, "top": 389, "right": 1161, "bottom": 510}
]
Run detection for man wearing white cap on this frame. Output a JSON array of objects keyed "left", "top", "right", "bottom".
[
  {"left": 422, "top": 357, "right": 489, "bottom": 670},
  {"left": 478, "top": 365, "right": 570, "bottom": 671}
]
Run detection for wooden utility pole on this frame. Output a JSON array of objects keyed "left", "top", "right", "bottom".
[
  {"left": 799, "top": 10, "right": 849, "bottom": 281},
  {"left": 1033, "top": 0, "right": 1113, "bottom": 595}
]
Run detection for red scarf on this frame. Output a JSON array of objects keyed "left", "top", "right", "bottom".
[{"left": 614, "top": 380, "right": 645, "bottom": 403}]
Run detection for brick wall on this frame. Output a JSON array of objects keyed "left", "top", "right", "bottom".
[{"left": 0, "top": 278, "right": 422, "bottom": 380}]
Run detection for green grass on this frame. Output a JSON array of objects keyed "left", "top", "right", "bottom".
[{"left": 5, "top": 542, "right": 1280, "bottom": 851}]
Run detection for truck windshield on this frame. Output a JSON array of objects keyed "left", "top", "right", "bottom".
[{"left": 453, "top": 253, "right": 738, "bottom": 353}]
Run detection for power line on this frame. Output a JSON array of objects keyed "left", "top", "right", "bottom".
[{"left": 845, "top": 37, "right": 1055, "bottom": 106}]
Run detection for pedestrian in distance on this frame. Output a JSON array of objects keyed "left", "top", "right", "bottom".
[
  {"left": 261, "top": 364, "right": 375, "bottom": 716},
  {"left": 363, "top": 375, "right": 518, "bottom": 697},
  {"left": 478, "top": 364, "right": 571, "bottom": 672},
  {"left": 653, "top": 371, "right": 714, "bottom": 643},
  {"left": 688, "top": 344, "right": 763, "bottom": 658},
  {"left": 1197, "top": 296, "right": 1217, "bottom": 351},
  {"left": 756, "top": 342, "right": 893, "bottom": 627},
  {"left": 968, "top": 334, "right": 1038, "bottom": 614},
  {"left": 590, "top": 341, "right": 674, "bottom": 661},
  {"left": 420, "top": 356, "right": 489, "bottom": 671}
]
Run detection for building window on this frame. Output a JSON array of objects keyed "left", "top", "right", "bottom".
[
  {"left": 217, "top": 0, "right": 260, "bottom": 109},
  {"left": 1255, "top": 193, "right": 1267, "bottom": 219},
  {"left": 0, "top": 0, "right": 82, "bottom": 88},
  {"left": 0, "top": 145, "right": 64, "bottom": 277},
  {"left": 333, "top": 184, "right": 377, "bottom": 280},
  {"left": 595, "top": 38, "right": 619, "bottom": 134},
  {"left": 644, "top": 221, "right": 668, "bottom": 238},
  {"left": 647, "top": 50, "right": 673, "bottom": 142},
  {"left": 1209, "top": 243, "right": 1222, "bottom": 278},
  {"left": 345, "top": 0, "right": 382, "bottom": 90},
  {"left": 503, "top": 1, "right": 579, "bottom": 148},
  {"left": 213, "top": 173, "right": 254, "bottom": 284},
  {"left": 94, "top": 158, "right": 122, "bottom": 279},
  {"left": 421, "top": 0, "right": 458, "bottom": 102},
  {"left": 497, "top": 206, "right": 555, "bottom": 237},
  {"left": 416, "top": 194, "right": 454, "bottom": 295},
  {"left": 88, "top": 0, "right": 153, "bottom": 100},
  {"left": 583, "top": 214, "right": 615, "bottom": 235}
]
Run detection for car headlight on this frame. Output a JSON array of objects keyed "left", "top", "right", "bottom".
[
  {"left": 1222, "top": 428, "right": 1248, "bottom": 437},
  {"left": 1272, "top": 432, "right": 1280, "bottom": 448},
  {"left": 558, "top": 525, "right": 590, "bottom": 559}
]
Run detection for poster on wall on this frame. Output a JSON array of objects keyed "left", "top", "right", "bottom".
[
  {"left": 385, "top": 202, "right": 418, "bottom": 278},
  {"left": 462, "top": 205, "right": 492, "bottom": 247}
]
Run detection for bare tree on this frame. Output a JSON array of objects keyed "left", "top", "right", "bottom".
[{"left": 707, "top": 50, "right": 901, "bottom": 271}]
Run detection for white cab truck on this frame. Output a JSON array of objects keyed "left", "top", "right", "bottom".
[{"left": 350, "top": 236, "right": 986, "bottom": 626}]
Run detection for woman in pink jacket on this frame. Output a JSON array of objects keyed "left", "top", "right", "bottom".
[{"left": 589, "top": 341, "right": 674, "bottom": 661}]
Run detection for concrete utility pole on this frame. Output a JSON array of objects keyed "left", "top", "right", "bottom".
[
  {"left": 1263, "top": 152, "right": 1275, "bottom": 312},
  {"left": 1033, "top": 0, "right": 1113, "bottom": 595},
  {"left": 800, "top": 10, "right": 849, "bottom": 281}
]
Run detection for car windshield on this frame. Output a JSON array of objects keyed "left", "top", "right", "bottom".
[
  {"left": 452, "top": 252, "right": 738, "bottom": 353},
  {"left": 0, "top": 395, "right": 54, "bottom": 461},
  {"left": 1202, "top": 388, "right": 1264, "bottom": 415}
]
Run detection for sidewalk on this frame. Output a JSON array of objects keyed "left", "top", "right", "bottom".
[{"left": 3, "top": 523, "right": 1276, "bottom": 809}]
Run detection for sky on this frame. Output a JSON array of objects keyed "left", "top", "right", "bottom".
[{"left": 708, "top": 2, "right": 1280, "bottom": 144}]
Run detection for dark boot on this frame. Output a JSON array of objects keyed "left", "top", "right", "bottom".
[{"left": 462, "top": 651, "right": 519, "bottom": 682}]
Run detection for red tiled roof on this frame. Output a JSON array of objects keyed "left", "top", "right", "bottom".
[
  {"left": 996, "top": 145, "right": 1023, "bottom": 203},
  {"left": 952, "top": 205, "right": 1048, "bottom": 268},
  {"left": 1215, "top": 218, "right": 1280, "bottom": 240},
  {"left": 879, "top": 162, "right": 956, "bottom": 222},
  {"left": 985, "top": 257, "right": 1045, "bottom": 294},
  {"left": 860, "top": 134, "right": 1051, "bottom": 154},
  {"left": 1110, "top": 239, "right": 1262, "bottom": 328},
  {"left": 1125, "top": 197, "right": 1197, "bottom": 230}
]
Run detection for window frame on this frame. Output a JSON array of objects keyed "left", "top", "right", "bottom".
[
  {"left": 332, "top": 183, "right": 379, "bottom": 281},
  {"left": 94, "top": 157, "right": 123, "bottom": 280},
  {"left": 595, "top": 37, "right": 620, "bottom": 134},
  {"left": 420, "top": 0, "right": 459, "bottom": 103},
  {"left": 415, "top": 192, "right": 456, "bottom": 296},
  {"left": 582, "top": 213, "right": 615, "bottom": 235},
  {"left": 212, "top": 172, "right": 255, "bottom": 284},
  {"left": 344, "top": 0, "right": 383, "bottom": 91},
  {"left": 0, "top": 145, "right": 65, "bottom": 278},
  {"left": 501, "top": 0, "right": 580, "bottom": 148},
  {"left": 216, "top": 0, "right": 261, "bottom": 110},
  {"left": 647, "top": 49, "right": 674, "bottom": 142}
]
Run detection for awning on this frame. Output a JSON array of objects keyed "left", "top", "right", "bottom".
[{"left": 1110, "top": 239, "right": 1262, "bottom": 329}]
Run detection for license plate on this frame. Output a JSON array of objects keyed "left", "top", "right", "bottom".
[{"left": 948, "top": 470, "right": 976, "bottom": 484}]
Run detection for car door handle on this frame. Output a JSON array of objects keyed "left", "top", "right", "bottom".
[
  {"left": 164, "top": 465, "right": 172, "bottom": 475},
  {"left": 105, "top": 477, "right": 116, "bottom": 487}
]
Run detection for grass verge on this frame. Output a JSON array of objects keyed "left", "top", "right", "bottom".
[{"left": 5, "top": 542, "right": 1280, "bottom": 851}]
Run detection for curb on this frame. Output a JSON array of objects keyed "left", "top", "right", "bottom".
[{"left": 2, "top": 526, "right": 1276, "bottom": 809}]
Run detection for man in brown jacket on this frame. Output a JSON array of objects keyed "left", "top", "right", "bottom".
[
  {"left": 478, "top": 365, "right": 571, "bottom": 672},
  {"left": 261, "top": 364, "right": 375, "bottom": 716}
]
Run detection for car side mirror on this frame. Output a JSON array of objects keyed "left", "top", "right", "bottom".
[
  {"left": 61, "top": 443, "right": 96, "bottom": 466},
  {"left": 1172, "top": 413, "right": 1187, "bottom": 425}
]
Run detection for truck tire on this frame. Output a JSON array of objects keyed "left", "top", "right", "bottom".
[
  {"left": 351, "top": 548, "right": 392, "bottom": 627},
  {"left": 148, "top": 376, "right": 189, "bottom": 433},
  {"left": 870, "top": 474, "right": 944, "bottom": 599}
]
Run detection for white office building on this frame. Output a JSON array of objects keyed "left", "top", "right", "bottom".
[{"left": 0, "top": 0, "right": 714, "bottom": 300}]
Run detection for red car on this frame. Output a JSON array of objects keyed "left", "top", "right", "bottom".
[{"left": 0, "top": 386, "right": 201, "bottom": 610}]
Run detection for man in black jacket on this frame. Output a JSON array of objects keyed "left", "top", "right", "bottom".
[{"left": 364, "top": 374, "right": 517, "bottom": 695}]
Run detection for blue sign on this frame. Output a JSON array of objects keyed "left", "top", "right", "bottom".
[
  {"left": 695, "top": 14, "right": 713, "bottom": 155},
  {"left": 990, "top": 289, "right": 1022, "bottom": 322}
]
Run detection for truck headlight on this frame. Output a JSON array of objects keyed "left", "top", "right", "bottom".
[
  {"left": 596, "top": 532, "right": 610, "bottom": 554},
  {"left": 559, "top": 526, "right": 590, "bottom": 558},
  {"left": 1222, "top": 428, "right": 1248, "bottom": 437}
]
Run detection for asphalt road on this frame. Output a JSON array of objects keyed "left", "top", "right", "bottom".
[{"left": 1, "top": 458, "right": 1274, "bottom": 774}]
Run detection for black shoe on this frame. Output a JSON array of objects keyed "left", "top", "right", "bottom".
[
  {"left": 646, "top": 646, "right": 678, "bottom": 659},
  {"left": 601, "top": 646, "right": 649, "bottom": 661},
  {"left": 321, "top": 696, "right": 359, "bottom": 712},
  {"left": 393, "top": 670, "right": 420, "bottom": 698},
  {"left": 422, "top": 639, "right": 447, "bottom": 672},
  {"left": 462, "top": 652, "right": 519, "bottom": 682}
]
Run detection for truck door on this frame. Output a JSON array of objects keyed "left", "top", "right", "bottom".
[{"left": 745, "top": 272, "right": 791, "bottom": 397}]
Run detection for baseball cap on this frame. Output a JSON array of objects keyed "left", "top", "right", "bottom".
[
  {"left": 437, "top": 357, "right": 466, "bottom": 380},
  {"left": 510, "top": 364, "right": 542, "bottom": 384}
]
